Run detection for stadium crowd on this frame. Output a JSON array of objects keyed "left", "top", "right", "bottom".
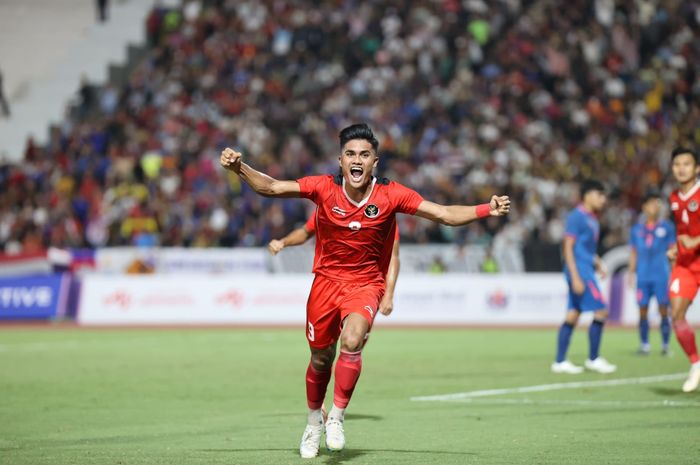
[{"left": 0, "top": 0, "right": 699, "bottom": 265}]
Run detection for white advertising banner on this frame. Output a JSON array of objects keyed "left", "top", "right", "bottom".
[{"left": 78, "top": 273, "right": 578, "bottom": 326}]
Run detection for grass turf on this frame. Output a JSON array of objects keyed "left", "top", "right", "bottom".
[{"left": 0, "top": 326, "right": 698, "bottom": 465}]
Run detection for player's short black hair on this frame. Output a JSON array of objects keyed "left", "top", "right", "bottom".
[
  {"left": 671, "top": 146, "right": 698, "bottom": 163},
  {"left": 641, "top": 188, "right": 661, "bottom": 204},
  {"left": 580, "top": 179, "right": 605, "bottom": 198},
  {"left": 339, "top": 123, "right": 379, "bottom": 152}
]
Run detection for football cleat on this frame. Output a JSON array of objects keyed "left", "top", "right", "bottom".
[
  {"left": 584, "top": 357, "right": 617, "bottom": 374},
  {"left": 551, "top": 360, "right": 584, "bottom": 374}
]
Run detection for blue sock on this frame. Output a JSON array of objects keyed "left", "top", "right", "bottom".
[
  {"left": 589, "top": 319, "right": 605, "bottom": 360},
  {"left": 639, "top": 318, "right": 649, "bottom": 345},
  {"left": 556, "top": 322, "right": 575, "bottom": 363},
  {"left": 660, "top": 316, "right": 671, "bottom": 347}
]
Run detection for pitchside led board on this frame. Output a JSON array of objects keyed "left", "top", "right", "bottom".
[{"left": 0, "top": 274, "right": 70, "bottom": 320}]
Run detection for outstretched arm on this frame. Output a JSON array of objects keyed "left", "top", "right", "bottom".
[
  {"left": 379, "top": 240, "right": 401, "bottom": 316},
  {"left": 220, "top": 147, "right": 300, "bottom": 197},
  {"left": 268, "top": 226, "right": 313, "bottom": 256},
  {"left": 414, "top": 195, "right": 510, "bottom": 226}
]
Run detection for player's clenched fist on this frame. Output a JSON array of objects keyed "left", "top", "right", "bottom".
[
  {"left": 268, "top": 239, "right": 285, "bottom": 256},
  {"left": 489, "top": 195, "right": 511, "bottom": 216},
  {"left": 220, "top": 147, "right": 242, "bottom": 173}
]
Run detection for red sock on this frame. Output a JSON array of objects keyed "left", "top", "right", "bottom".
[
  {"left": 333, "top": 350, "right": 362, "bottom": 409},
  {"left": 306, "top": 363, "right": 332, "bottom": 410},
  {"left": 673, "top": 320, "right": 700, "bottom": 364}
]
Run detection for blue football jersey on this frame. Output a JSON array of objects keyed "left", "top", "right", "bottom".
[
  {"left": 564, "top": 206, "right": 599, "bottom": 279},
  {"left": 629, "top": 219, "right": 675, "bottom": 282}
]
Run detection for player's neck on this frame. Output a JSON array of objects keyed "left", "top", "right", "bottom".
[
  {"left": 645, "top": 218, "right": 658, "bottom": 226},
  {"left": 679, "top": 178, "right": 699, "bottom": 194},
  {"left": 343, "top": 178, "right": 374, "bottom": 203}
]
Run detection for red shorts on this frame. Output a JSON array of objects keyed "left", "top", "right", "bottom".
[
  {"left": 305, "top": 274, "right": 384, "bottom": 349},
  {"left": 669, "top": 266, "right": 700, "bottom": 301}
]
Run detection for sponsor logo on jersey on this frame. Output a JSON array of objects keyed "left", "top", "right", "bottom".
[
  {"left": 364, "top": 204, "right": 380, "bottom": 218},
  {"left": 689, "top": 200, "right": 699, "bottom": 212},
  {"left": 348, "top": 221, "right": 361, "bottom": 231},
  {"left": 671, "top": 202, "right": 679, "bottom": 211},
  {"left": 332, "top": 206, "right": 347, "bottom": 217}
]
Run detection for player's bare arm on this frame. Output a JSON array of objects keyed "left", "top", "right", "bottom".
[
  {"left": 563, "top": 236, "right": 585, "bottom": 295},
  {"left": 379, "top": 240, "right": 400, "bottom": 316},
  {"left": 220, "top": 147, "right": 301, "bottom": 197},
  {"left": 627, "top": 247, "right": 637, "bottom": 287},
  {"left": 268, "top": 226, "right": 313, "bottom": 256},
  {"left": 413, "top": 195, "right": 510, "bottom": 226},
  {"left": 678, "top": 234, "right": 700, "bottom": 250}
]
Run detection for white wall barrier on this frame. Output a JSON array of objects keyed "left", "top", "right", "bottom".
[{"left": 80, "top": 273, "right": 575, "bottom": 326}]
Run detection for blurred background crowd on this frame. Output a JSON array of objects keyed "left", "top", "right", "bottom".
[{"left": 1, "top": 0, "right": 699, "bottom": 270}]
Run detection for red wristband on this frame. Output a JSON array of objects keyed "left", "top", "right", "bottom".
[{"left": 476, "top": 203, "right": 491, "bottom": 219}]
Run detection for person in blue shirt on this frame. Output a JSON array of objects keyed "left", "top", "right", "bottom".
[
  {"left": 552, "top": 180, "right": 617, "bottom": 374},
  {"left": 628, "top": 190, "right": 676, "bottom": 355}
]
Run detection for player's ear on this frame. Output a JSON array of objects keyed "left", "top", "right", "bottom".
[{"left": 372, "top": 154, "right": 379, "bottom": 169}]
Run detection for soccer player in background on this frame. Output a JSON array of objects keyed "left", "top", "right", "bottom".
[
  {"left": 221, "top": 123, "right": 510, "bottom": 458},
  {"left": 667, "top": 147, "right": 700, "bottom": 392},
  {"left": 552, "top": 180, "right": 617, "bottom": 374},
  {"left": 627, "top": 190, "right": 675, "bottom": 355},
  {"left": 268, "top": 214, "right": 402, "bottom": 317}
]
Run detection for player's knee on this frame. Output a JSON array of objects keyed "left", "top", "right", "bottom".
[
  {"left": 310, "top": 348, "right": 335, "bottom": 371},
  {"left": 340, "top": 331, "right": 364, "bottom": 352}
]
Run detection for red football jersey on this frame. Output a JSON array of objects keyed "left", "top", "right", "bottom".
[
  {"left": 297, "top": 175, "right": 422, "bottom": 282},
  {"left": 304, "top": 209, "right": 400, "bottom": 278},
  {"left": 670, "top": 181, "right": 700, "bottom": 270}
]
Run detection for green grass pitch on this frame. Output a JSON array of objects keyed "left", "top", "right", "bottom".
[{"left": 1, "top": 326, "right": 699, "bottom": 464}]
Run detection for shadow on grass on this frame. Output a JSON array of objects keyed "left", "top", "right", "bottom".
[
  {"left": 200, "top": 447, "right": 476, "bottom": 463},
  {"left": 648, "top": 387, "right": 686, "bottom": 396},
  {"left": 261, "top": 413, "right": 383, "bottom": 421}
]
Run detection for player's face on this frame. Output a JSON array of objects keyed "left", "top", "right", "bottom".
[
  {"left": 586, "top": 190, "right": 607, "bottom": 212},
  {"left": 671, "top": 153, "right": 699, "bottom": 184},
  {"left": 339, "top": 139, "right": 378, "bottom": 190},
  {"left": 642, "top": 198, "right": 660, "bottom": 219}
]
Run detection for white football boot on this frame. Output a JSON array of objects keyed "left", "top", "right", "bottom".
[
  {"left": 584, "top": 357, "right": 617, "bottom": 374},
  {"left": 682, "top": 363, "right": 700, "bottom": 393},
  {"left": 551, "top": 360, "right": 584, "bottom": 374},
  {"left": 325, "top": 415, "right": 345, "bottom": 452}
]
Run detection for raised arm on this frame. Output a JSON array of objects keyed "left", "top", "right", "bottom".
[
  {"left": 414, "top": 195, "right": 510, "bottom": 226},
  {"left": 268, "top": 225, "right": 313, "bottom": 256},
  {"left": 220, "top": 148, "right": 300, "bottom": 197}
]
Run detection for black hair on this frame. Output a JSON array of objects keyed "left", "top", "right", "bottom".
[
  {"left": 580, "top": 179, "right": 605, "bottom": 198},
  {"left": 641, "top": 188, "right": 661, "bottom": 204},
  {"left": 671, "top": 146, "right": 698, "bottom": 163},
  {"left": 339, "top": 123, "right": 379, "bottom": 152}
]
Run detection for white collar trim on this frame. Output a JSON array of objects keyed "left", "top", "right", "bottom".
[
  {"left": 342, "top": 177, "right": 376, "bottom": 208},
  {"left": 679, "top": 180, "right": 700, "bottom": 201}
]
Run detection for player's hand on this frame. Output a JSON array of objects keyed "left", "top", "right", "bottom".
[
  {"left": 378, "top": 293, "right": 394, "bottom": 316},
  {"left": 596, "top": 262, "right": 608, "bottom": 280},
  {"left": 572, "top": 277, "right": 585, "bottom": 295},
  {"left": 268, "top": 239, "right": 285, "bottom": 256},
  {"left": 220, "top": 147, "right": 242, "bottom": 173},
  {"left": 489, "top": 195, "right": 510, "bottom": 217},
  {"left": 626, "top": 272, "right": 636, "bottom": 289},
  {"left": 678, "top": 235, "right": 698, "bottom": 250},
  {"left": 667, "top": 245, "right": 678, "bottom": 261}
]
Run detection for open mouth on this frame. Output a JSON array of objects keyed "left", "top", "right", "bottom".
[{"left": 350, "top": 166, "right": 363, "bottom": 182}]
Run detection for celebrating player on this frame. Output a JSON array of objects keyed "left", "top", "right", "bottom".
[
  {"left": 552, "top": 180, "right": 617, "bottom": 374},
  {"left": 268, "top": 214, "right": 401, "bottom": 317},
  {"left": 667, "top": 147, "right": 700, "bottom": 392},
  {"left": 221, "top": 123, "right": 510, "bottom": 458},
  {"left": 627, "top": 190, "right": 675, "bottom": 355}
]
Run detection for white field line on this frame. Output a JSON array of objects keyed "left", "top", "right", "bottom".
[
  {"left": 410, "top": 373, "right": 688, "bottom": 402},
  {"left": 446, "top": 398, "right": 700, "bottom": 408}
]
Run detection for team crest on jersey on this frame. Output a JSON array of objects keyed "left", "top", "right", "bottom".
[
  {"left": 689, "top": 200, "right": 699, "bottom": 212},
  {"left": 332, "top": 206, "right": 347, "bottom": 217},
  {"left": 655, "top": 227, "right": 667, "bottom": 238},
  {"left": 364, "top": 204, "right": 380, "bottom": 218}
]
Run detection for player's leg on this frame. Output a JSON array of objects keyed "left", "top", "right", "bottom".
[
  {"left": 637, "top": 282, "right": 651, "bottom": 354},
  {"left": 326, "top": 285, "right": 381, "bottom": 452},
  {"left": 655, "top": 279, "right": 672, "bottom": 355},
  {"left": 669, "top": 267, "right": 700, "bottom": 392},
  {"left": 552, "top": 307, "right": 583, "bottom": 374},
  {"left": 300, "top": 277, "right": 342, "bottom": 458},
  {"left": 581, "top": 280, "right": 616, "bottom": 373}
]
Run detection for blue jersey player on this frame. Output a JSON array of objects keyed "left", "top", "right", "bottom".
[
  {"left": 552, "top": 180, "right": 617, "bottom": 374},
  {"left": 628, "top": 190, "right": 675, "bottom": 355}
]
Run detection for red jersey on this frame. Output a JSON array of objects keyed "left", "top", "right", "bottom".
[
  {"left": 670, "top": 181, "right": 700, "bottom": 270},
  {"left": 304, "top": 209, "right": 400, "bottom": 278},
  {"left": 297, "top": 174, "right": 422, "bottom": 282}
]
